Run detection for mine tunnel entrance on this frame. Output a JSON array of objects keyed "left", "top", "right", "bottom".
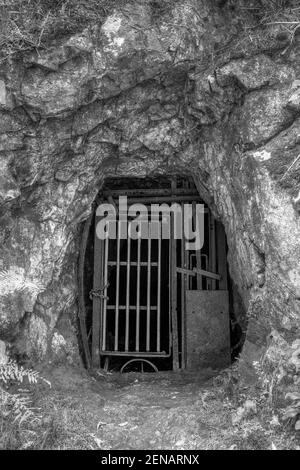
[{"left": 80, "top": 175, "right": 236, "bottom": 373}]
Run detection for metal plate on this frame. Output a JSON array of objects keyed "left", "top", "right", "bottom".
[{"left": 186, "top": 290, "right": 230, "bottom": 370}]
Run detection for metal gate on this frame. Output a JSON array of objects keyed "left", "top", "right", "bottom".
[{"left": 90, "top": 177, "right": 229, "bottom": 370}]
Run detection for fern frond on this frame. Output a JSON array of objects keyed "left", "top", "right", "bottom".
[
  {"left": 0, "top": 267, "right": 45, "bottom": 296},
  {"left": 0, "top": 386, "right": 41, "bottom": 427},
  {"left": 0, "top": 361, "right": 51, "bottom": 429},
  {"left": 0, "top": 361, "right": 51, "bottom": 388}
]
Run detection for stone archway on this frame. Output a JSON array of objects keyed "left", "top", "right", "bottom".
[
  {"left": 0, "top": 0, "right": 299, "bottom": 376},
  {"left": 78, "top": 171, "right": 246, "bottom": 371}
]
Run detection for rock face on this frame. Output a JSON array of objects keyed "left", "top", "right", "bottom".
[{"left": 0, "top": 0, "right": 299, "bottom": 369}]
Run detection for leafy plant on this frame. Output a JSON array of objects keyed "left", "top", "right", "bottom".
[
  {"left": 281, "top": 340, "right": 300, "bottom": 430},
  {"left": 0, "top": 359, "right": 51, "bottom": 448},
  {"left": 284, "top": 392, "right": 300, "bottom": 430},
  {"left": 0, "top": 0, "right": 127, "bottom": 62},
  {"left": 0, "top": 267, "right": 45, "bottom": 297},
  {"left": 0, "top": 360, "right": 50, "bottom": 387},
  {"left": 253, "top": 333, "right": 300, "bottom": 432},
  {"left": 0, "top": 387, "right": 40, "bottom": 427}
]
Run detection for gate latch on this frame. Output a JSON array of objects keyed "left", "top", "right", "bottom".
[{"left": 89, "top": 283, "right": 110, "bottom": 301}]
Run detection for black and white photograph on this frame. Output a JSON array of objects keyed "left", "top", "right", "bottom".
[{"left": 0, "top": 0, "right": 300, "bottom": 453}]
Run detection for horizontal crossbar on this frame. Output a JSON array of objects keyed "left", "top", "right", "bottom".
[
  {"left": 108, "top": 261, "right": 158, "bottom": 267},
  {"left": 100, "top": 351, "right": 170, "bottom": 357},
  {"left": 106, "top": 305, "right": 158, "bottom": 310},
  {"left": 176, "top": 266, "right": 221, "bottom": 281}
]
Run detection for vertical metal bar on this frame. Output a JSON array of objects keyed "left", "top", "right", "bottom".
[
  {"left": 102, "top": 225, "right": 109, "bottom": 351},
  {"left": 210, "top": 213, "right": 216, "bottom": 291},
  {"left": 216, "top": 221, "right": 228, "bottom": 290},
  {"left": 92, "top": 214, "right": 103, "bottom": 368},
  {"left": 207, "top": 212, "right": 212, "bottom": 290},
  {"left": 99, "top": 239, "right": 104, "bottom": 352},
  {"left": 146, "top": 236, "right": 151, "bottom": 351},
  {"left": 114, "top": 220, "right": 120, "bottom": 351},
  {"left": 78, "top": 214, "right": 93, "bottom": 368},
  {"left": 189, "top": 254, "right": 193, "bottom": 290},
  {"left": 168, "top": 225, "right": 172, "bottom": 356},
  {"left": 136, "top": 233, "right": 141, "bottom": 352},
  {"left": 193, "top": 201, "right": 202, "bottom": 290},
  {"left": 157, "top": 221, "right": 161, "bottom": 352},
  {"left": 171, "top": 211, "right": 179, "bottom": 370},
  {"left": 180, "top": 202, "right": 187, "bottom": 369},
  {"left": 208, "top": 211, "right": 216, "bottom": 290},
  {"left": 207, "top": 212, "right": 211, "bottom": 290},
  {"left": 202, "top": 253, "right": 208, "bottom": 290},
  {"left": 125, "top": 231, "right": 131, "bottom": 352}
]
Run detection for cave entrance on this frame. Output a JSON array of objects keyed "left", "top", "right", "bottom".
[{"left": 80, "top": 175, "right": 231, "bottom": 372}]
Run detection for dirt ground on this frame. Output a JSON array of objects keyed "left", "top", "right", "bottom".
[{"left": 28, "top": 365, "right": 295, "bottom": 450}]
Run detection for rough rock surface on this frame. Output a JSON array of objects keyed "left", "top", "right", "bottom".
[{"left": 0, "top": 0, "right": 299, "bottom": 370}]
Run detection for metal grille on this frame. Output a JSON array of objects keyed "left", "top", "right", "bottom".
[
  {"left": 97, "top": 219, "right": 170, "bottom": 358},
  {"left": 90, "top": 177, "right": 228, "bottom": 370}
]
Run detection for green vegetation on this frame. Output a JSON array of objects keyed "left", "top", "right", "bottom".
[
  {"left": 0, "top": 0, "right": 299, "bottom": 63},
  {"left": 0, "top": 0, "right": 123, "bottom": 62},
  {"left": 0, "top": 359, "right": 51, "bottom": 449},
  {"left": 240, "top": 0, "right": 300, "bottom": 41}
]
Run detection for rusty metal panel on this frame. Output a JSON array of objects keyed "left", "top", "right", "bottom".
[{"left": 186, "top": 291, "right": 230, "bottom": 369}]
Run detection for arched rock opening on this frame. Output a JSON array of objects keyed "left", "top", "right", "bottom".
[{"left": 79, "top": 174, "right": 246, "bottom": 372}]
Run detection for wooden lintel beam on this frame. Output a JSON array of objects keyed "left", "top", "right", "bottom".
[
  {"left": 102, "top": 188, "right": 200, "bottom": 198},
  {"left": 124, "top": 196, "right": 205, "bottom": 204}
]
